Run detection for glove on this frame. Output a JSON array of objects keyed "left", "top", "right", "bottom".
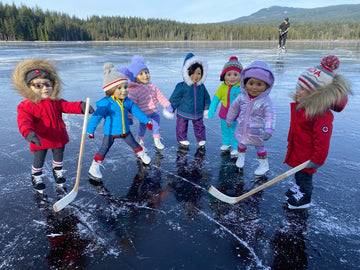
[
  {"left": 146, "top": 122, "right": 153, "bottom": 130},
  {"left": 128, "top": 118, "right": 133, "bottom": 125},
  {"left": 203, "top": 110, "right": 209, "bottom": 119},
  {"left": 306, "top": 161, "right": 321, "bottom": 170},
  {"left": 262, "top": 132, "right": 272, "bottom": 141},
  {"left": 88, "top": 133, "right": 95, "bottom": 139},
  {"left": 81, "top": 102, "right": 95, "bottom": 114},
  {"left": 25, "top": 132, "right": 41, "bottom": 146}
]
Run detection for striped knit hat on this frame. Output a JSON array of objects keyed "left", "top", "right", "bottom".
[
  {"left": 103, "top": 62, "right": 128, "bottom": 92},
  {"left": 298, "top": 55, "right": 340, "bottom": 91},
  {"left": 220, "top": 56, "right": 243, "bottom": 81}
]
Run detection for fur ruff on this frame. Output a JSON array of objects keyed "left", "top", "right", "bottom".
[
  {"left": 293, "top": 74, "right": 352, "bottom": 118},
  {"left": 182, "top": 56, "right": 208, "bottom": 86},
  {"left": 12, "top": 58, "right": 63, "bottom": 103}
]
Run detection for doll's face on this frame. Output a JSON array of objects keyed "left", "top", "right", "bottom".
[
  {"left": 296, "top": 85, "right": 310, "bottom": 103},
  {"left": 190, "top": 67, "right": 202, "bottom": 84},
  {"left": 29, "top": 78, "right": 53, "bottom": 99},
  {"left": 114, "top": 82, "right": 129, "bottom": 99},
  {"left": 136, "top": 69, "right": 150, "bottom": 84},
  {"left": 245, "top": 78, "right": 268, "bottom": 97},
  {"left": 225, "top": 70, "right": 240, "bottom": 86}
]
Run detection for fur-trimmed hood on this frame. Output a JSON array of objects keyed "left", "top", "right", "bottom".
[
  {"left": 182, "top": 53, "right": 208, "bottom": 86},
  {"left": 12, "top": 58, "right": 63, "bottom": 103},
  {"left": 293, "top": 74, "right": 352, "bottom": 118}
]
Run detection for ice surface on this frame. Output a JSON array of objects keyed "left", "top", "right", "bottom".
[{"left": 0, "top": 41, "right": 359, "bottom": 269}]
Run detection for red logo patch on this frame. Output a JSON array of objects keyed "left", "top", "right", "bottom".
[
  {"left": 35, "top": 70, "right": 40, "bottom": 74},
  {"left": 322, "top": 126, "right": 329, "bottom": 133}
]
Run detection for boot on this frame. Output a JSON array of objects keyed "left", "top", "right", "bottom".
[
  {"left": 236, "top": 152, "right": 245, "bottom": 168},
  {"left": 88, "top": 160, "right": 103, "bottom": 180},
  {"left": 154, "top": 137, "right": 164, "bottom": 150},
  {"left": 254, "top": 158, "right": 269, "bottom": 176},
  {"left": 137, "top": 150, "right": 151, "bottom": 164},
  {"left": 220, "top": 145, "right": 231, "bottom": 151},
  {"left": 52, "top": 166, "right": 66, "bottom": 184},
  {"left": 199, "top": 140, "right": 206, "bottom": 146},
  {"left": 137, "top": 136, "right": 147, "bottom": 152},
  {"left": 31, "top": 172, "right": 46, "bottom": 191},
  {"left": 179, "top": 140, "right": 190, "bottom": 146}
]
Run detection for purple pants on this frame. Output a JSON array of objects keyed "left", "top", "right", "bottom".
[{"left": 176, "top": 117, "right": 206, "bottom": 142}]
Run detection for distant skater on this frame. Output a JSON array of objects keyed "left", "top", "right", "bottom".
[
  {"left": 284, "top": 55, "right": 352, "bottom": 209},
  {"left": 278, "top": 17, "right": 290, "bottom": 49}
]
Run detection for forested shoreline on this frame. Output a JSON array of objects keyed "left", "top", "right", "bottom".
[{"left": 1, "top": 3, "right": 359, "bottom": 41}]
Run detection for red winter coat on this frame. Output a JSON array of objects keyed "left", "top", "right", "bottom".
[
  {"left": 284, "top": 103, "right": 334, "bottom": 174},
  {"left": 17, "top": 98, "right": 83, "bottom": 151}
]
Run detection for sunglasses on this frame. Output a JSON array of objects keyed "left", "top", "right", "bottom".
[{"left": 30, "top": 81, "right": 53, "bottom": 89}]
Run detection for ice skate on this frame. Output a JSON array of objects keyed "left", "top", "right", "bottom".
[
  {"left": 235, "top": 152, "right": 245, "bottom": 169},
  {"left": 254, "top": 158, "right": 269, "bottom": 176},
  {"left": 154, "top": 137, "right": 165, "bottom": 150},
  {"left": 52, "top": 166, "right": 66, "bottom": 185},
  {"left": 137, "top": 150, "right": 151, "bottom": 164},
  {"left": 287, "top": 190, "right": 311, "bottom": 209},
  {"left": 88, "top": 160, "right": 103, "bottom": 181},
  {"left": 220, "top": 145, "right": 231, "bottom": 151},
  {"left": 179, "top": 140, "right": 190, "bottom": 146},
  {"left": 31, "top": 172, "right": 45, "bottom": 193}
]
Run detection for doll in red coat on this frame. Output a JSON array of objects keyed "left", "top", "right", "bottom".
[
  {"left": 12, "top": 58, "right": 94, "bottom": 193},
  {"left": 284, "top": 55, "right": 352, "bottom": 209}
]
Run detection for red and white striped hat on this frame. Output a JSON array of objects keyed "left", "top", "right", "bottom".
[{"left": 297, "top": 55, "right": 340, "bottom": 91}]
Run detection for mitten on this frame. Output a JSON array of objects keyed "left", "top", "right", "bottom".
[
  {"left": 81, "top": 102, "right": 95, "bottom": 114},
  {"left": 162, "top": 108, "right": 175, "bottom": 120},
  {"left": 88, "top": 133, "right": 95, "bottom": 139},
  {"left": 306, "top": 161, "right": 321, "bottom": 170},
  {"left": 262, "top": 132, "right": 272, "bottom": 141},
  {"left": 146, "top": 122, "right": 153, "bottom": 130},
  {"left": 166, "top": 105, "right": 174, "bottom": 113},
  {"left": 25, "top": 132, "right": 41, "bottom": 146},
  {"left": 203, "top": 110, "right": 209, "bottom": 119}
]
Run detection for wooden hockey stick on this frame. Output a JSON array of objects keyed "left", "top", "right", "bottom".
[
  {"left": 53, "top": 98, "right": 91, "bottom": 212},
  {"left": 208, "top": 160, "right": 310, "bottom": 204}
]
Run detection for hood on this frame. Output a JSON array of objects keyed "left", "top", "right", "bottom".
[
  {"left": 240, "top": 60, "right": 275, "bottom": 98},
  {"left": 12, "top": 58, "right": 62, "bottom": 103},
  {"left": 294, "top": 74, "right": 352, "bottom": 118},
  {"left": 182, "top": 53, "right": 208, "bottom": 86}
]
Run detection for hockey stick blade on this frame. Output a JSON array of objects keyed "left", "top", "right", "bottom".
[
  {"left": 53, "top": 97, "right": 91, "bottom": 212},
  {"left": 208, "top": 160, "right": 310, "bottom": 204},
  {"left": 53, "top": 189, "right": 78, "bottom": 212}
]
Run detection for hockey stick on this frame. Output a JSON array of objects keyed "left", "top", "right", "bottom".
[
  {"left": 53, "top": 98, "right": 91, "bottom": 212},
  {"left": 208, "top": 160, "right": 310, "bottom": 204}
]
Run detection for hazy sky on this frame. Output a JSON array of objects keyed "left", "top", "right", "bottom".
[{"left": 2, "top": 0, "right": 359, "bottom": 23}]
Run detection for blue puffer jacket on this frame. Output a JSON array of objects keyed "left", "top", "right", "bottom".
[
  {"left": 169, "top": 53, "right": 211, "bottom": 120},
  {"left": 87, "top": 96, "right": 149, "bottom": 136}
]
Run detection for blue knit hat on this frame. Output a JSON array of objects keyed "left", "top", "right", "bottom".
[{"left": 127, "top": 55, "right": 149, "bottom": 82}]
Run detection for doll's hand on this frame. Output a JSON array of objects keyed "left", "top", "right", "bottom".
[
  {"left": 306, "top": 161, "right": 321, "bottom": 169},
  {"left": 203, "top": 110, "right": 209, "bottom": 119},
  {"left": 146, "top": 122, "right": 153, "bottom": 130},
  {"left": 81, "top": 102, "right": 95, "bottom": 114},
  {"left": 226, "top": 122, "right": 232, "bottom": 127},
  {"left": 166, "top": 105, "right": 174, "bottom": 113},
  {"left": 25, "top": 132, "right": 41, "bottom": 146},
  {"left": 88, "top": 133, "right": 95, "bottom": 139},
  {"left": 128, "top": 118, "right": 133, "bottom": 125},
  {"left": 262, "top": 132, "right": 272, "bottom": 141}
]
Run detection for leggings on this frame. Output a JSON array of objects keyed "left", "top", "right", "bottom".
[
  {"left": 97, "top": 133, "right": 140, "bottom": 158},
  {"left": 33, "top": 146, "right": 65, "bottom": 169}
]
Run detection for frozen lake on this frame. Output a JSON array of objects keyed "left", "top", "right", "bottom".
[{"left": 0, "top": 41, "right": 359, "bottom": 269}]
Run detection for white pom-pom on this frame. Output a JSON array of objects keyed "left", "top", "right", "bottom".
[
  {"left": 103, "top": 62, "right": 114, "bottom": 71},
  {"left": 162, "top": 108, "right": 175, "bottom": 120}
]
